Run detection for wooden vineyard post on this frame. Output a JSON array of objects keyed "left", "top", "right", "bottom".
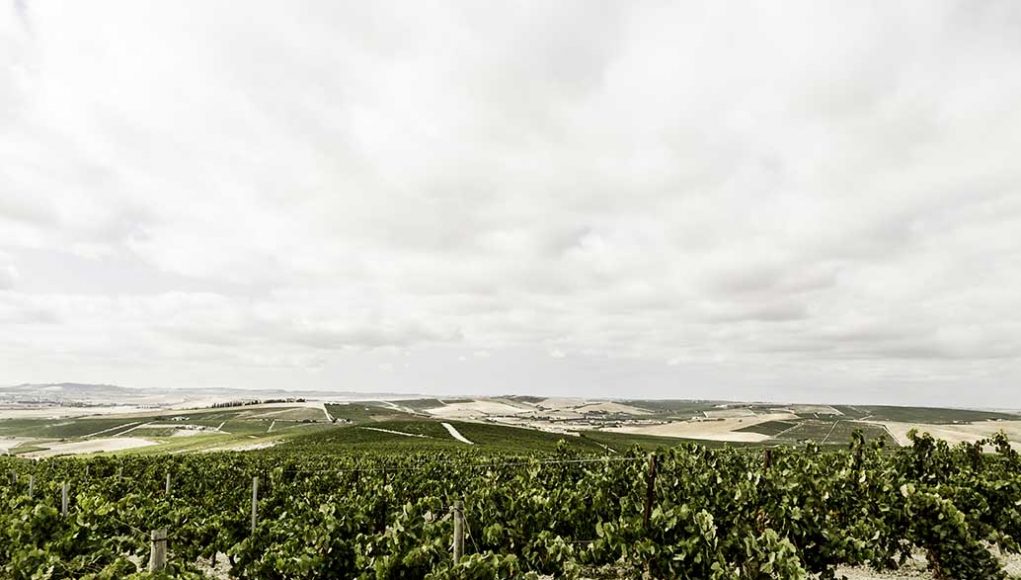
[
  {"left": 452, "top": 500, "right": 464, "bottom": 564},
  {"left": 251, "top": 476, "right": 259, "bottom": 534},
  {"left": 165, "top": 472, "right": 171, "bottom": 495},
  {"left": 763, "top": 448, "right": 773, "bottom": 470},
  {"left": 61, "top": 482, "right": 69, "bottom": 516},
  {"left": 8, "top": 470, "right": 15, "bottom": 485},
  {"left": 28, "top": 475, "right": 34, "bottom": 499},
  {"left": 643, "top": 453, "right": 657, "bottom": 530},
  {"left": 149, "top": 528, "right": 168, "bottom": 571}
]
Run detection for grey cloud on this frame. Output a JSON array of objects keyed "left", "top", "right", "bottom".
[
  {"left": 699, "top": 301, "right": 809, "bottom": 323},
  {"left": 0, "top": 254, "right": 17, "bottom": 289},
  {"left": 0, "top": 295, "right": 59, "bottom": 324},
  {"left": 0, "top": 193, "right": 55, "bottom": 226},
  {"left": 287, "top": 323, "right": 461, "bottom": 350},
  {"left": 1, "top": 1, "right": 1020, "bottom": 405}
]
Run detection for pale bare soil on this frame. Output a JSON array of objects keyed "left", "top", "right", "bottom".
[
  {"left": 24, "top": 437, "right": 156, "bottom": 457},
  {"left": 0, "top": 399, "right": 331, "bottom": 421},
  {"left": 200, "top": 440, "right": 280, "bottom": 452},
  {"left": 523, "top": 408, "right": 587, "bottom": 420},
  {"left": 241, "top": 407, "right": 326, "bottom": 421},
  {"left": 425, "top": 400, "right": 533, "bottom": 418},
  {"left": 194, "top": 543, "right": 1021, "bottom": 580},
  {"left": 786, "top": 404, "right": 843, "bottom": 415},
  {"left": 601, "top": 413, "right": 798, "bottom": 442},
  {"left": 0, "top": 405, "right": 150, "bottom": 419},
  {"left": 880, "top": 420, "right": 1021, "bottom": 449},
  {"left": 170, "top": 428, "right": 212, "bottom": 437},
  {"left": 537, "top": 397, "right": 587, "bottom": 409},
  {"left": 572, "top": 402, "right": 652, "bottom": 415},
  {"left": 543, "top": 549, "right": 1021, "bottom": 579},
  {"left": 360, "top": 427, "right": 430, "bottom": 438},
  {"left": 0, "top": 437, "right": 31, "bottom": 454},
  {"left": 425, "top": 398, "right": 653, "bottom": 423},
  {"left": 830, "top": 552, "right": 934, "bottom": 579},
  {"left": 535, "top": 399, "right": 651, "bottom": 416},
  {"left": 134, "top": 423, "right": 218, "bottom": 432},
  {"left": 704, "top": 408, "right": 759, "bottom": 419},
  {"left": 476, "top": 416, "right": 582, "bottom": 435},
  {"left": 441, "top": 422, "right": 474, "bottom": 444},
  {"left": 832, "top": 549, "right": 1021, "bottom": 579}
]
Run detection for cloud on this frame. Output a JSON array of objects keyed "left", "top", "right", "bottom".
[
  {"left": 1, "top": 1, "right": 1020, "bottom": 404},
  {"left": 0, "top": 253, "right": 16, "bottom": 289}
]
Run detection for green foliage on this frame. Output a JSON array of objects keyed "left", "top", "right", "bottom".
[{"left": 0, "top": 429, "right": 1018, "bottom": 578}]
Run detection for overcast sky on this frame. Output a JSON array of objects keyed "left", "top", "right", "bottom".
[{"left": 2, "top": 1, "right": 1020, "bottom": 406}]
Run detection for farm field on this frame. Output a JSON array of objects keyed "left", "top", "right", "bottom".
[
  {"left": 3, "top": 393, "right": 1020, "bottom": 457},
  {"left": 738, "top": 419, "right": 897, "bottom": 446},
  {"left": 0, "top": 402, "right": 341, "bottom": 457},
  {"left": 599, "top": 413, "right": 798, "bottom": 443}
]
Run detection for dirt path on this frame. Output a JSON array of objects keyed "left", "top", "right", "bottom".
[
  {"left": 246, "top": 408, "right": 296, "bottom": 418},
  {"left": 201, "top": 440, "right": 279, "bottom": 453},
  {"left": 359, "top": 427, "right": 429, "bottom": 438},
  {"left": 0, "top": 437, "right": 30, "bottom": 454},
  {"left": 820, "top": 420, "right": 844, "bottom": 444},
  {"left": 880, "top": 420, "right": 1021, "bottom": 448},
  {"left": 441, "top": 422, "right": 474, "bottom": 445},
  {"left": 602, "top": 413, "right": 796, "bottom": 442},
  {"left": 116, "top": 421, "right": 156, "bottom": 436},
  {"left": 82, "top": 421, "right": 142, "bottom": 438}
]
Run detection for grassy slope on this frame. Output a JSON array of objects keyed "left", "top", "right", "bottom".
[
  {"left": 8, "top": 400, "right": 1015, "bottom": 458},
  {"left": 396, "top": 398, "right": 473, "bottom": 411},
  {"left": 283, "top": 420, "right": 764, "bottom": 454},
  {"left": 324, "top": 403, "right": 420, "bottom": 424},
  {"left": 283, "top": 420, "right": 613, "bottom": 454},
  {"left": 449, "top": 422, "right": 607, "bottom": 453},
  {"left": 851, "top": 406, "right": 1019, "bottom": 424},
  {"left": 737, "top": 419, "right": 895, "bottom": 446},
  {"left": 617, "top": 400, "right": 724, "bottom": 420},
  {"left": 0, "top": 417, "right": 143, "bottom": 438},
  {"left": 578, "top": 430, "right": 755, "bottom": 450},
  {"left": 0, "top": 405, "right": 335, "bottom": 456},
  {"left": 620, "top": 401, "right": 1019, "bottom": 425},
  {"left": 734, "top": 420, "right": 800, "bottom": 437}
]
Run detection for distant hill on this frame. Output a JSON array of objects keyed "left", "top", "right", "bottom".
[
  {"left": 0, "top": 382, "right": 424, "bottom": 403},
  {"left": 5, "top": 382, "right": 135, "bottom": 397}
]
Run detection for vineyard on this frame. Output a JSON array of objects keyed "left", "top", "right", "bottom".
[{"left": 0, "top": 430, "right": 1019, "bottom": 579}]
